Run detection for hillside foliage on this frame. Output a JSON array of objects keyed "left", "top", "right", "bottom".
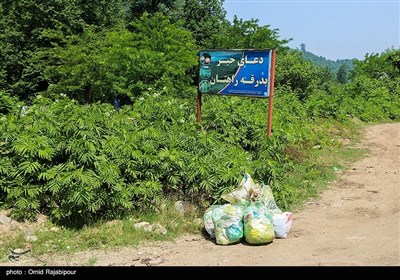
[{"left": 0, "top": 1, "right": 399, "bottom": 226}]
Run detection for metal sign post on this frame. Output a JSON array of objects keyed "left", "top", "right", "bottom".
[
  {"left": 196, "top": 92, "right": 201, "bottom": 123},
  {"left": 267, "top": 49, "right": 276, "bottom": 138}
]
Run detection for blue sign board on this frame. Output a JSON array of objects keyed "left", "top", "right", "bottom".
[{"left": 198, "top": 50, "right": 272, "bottom": 98}]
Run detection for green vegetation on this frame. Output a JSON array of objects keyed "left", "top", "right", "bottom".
[
  {"left": 0, "top": 200, "right": 202, "bottom": 261},
  {"left": 0, "top": 0, "right": 399, "bottom": 254},
  {"left": 277, "top": 121, "right": 369, "bottom": 211},
  {"left": 300, "top": 43, "right": 354, "bottom": 76}
]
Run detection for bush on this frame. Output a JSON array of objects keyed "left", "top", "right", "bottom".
[{"left": 0, "top": 94, "right": 271, "bottom": 225}]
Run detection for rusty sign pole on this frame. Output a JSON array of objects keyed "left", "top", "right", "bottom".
[
  {"left": 267, "top": 49, "right": 276, "bottom": 138},
  {"left": 196, "top": 92, "right": 202, "bottom": 123}
]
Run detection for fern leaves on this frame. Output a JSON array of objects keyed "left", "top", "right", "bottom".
[{"left": 0, "top": 94, "right": 287, "bottom": 225}]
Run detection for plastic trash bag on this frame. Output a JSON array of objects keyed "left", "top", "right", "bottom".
[
  {"left": 203, "top": 202, "right": 250, "bottom": 240},
  {"left": 259, "top": 184, "right": 282, "bottom": 214},
  {"left": 203, "top": 174, "right": 289, "bottom": 245},
  {"left": 221, "top": 173, "right": 261, "bottom": 204},
  {"left": 273, "top": 212, "right": 293, "bottom": 238},
  {"left": 212, "top": 204, "right": 244, "bottom": 245},
  {"left": 203, "top": 206, "right": 217, "bottom": 239},
  {"left": 243, "top": 202, "right": 275, "bottom": 245}
]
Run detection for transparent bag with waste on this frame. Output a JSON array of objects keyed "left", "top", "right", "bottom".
[
  {"left": 212, "top": 204, "right": 244, "bottom": 245},
  {"left": 243, "top": 202, "right": 275, "bottom": 245}
]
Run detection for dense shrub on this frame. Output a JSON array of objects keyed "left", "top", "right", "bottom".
[
  {"left": 1, "top": 4, "right": 398, "bottom": 227},
  {"left": 0, "top": 94, "right": 261, "bottom": 224}
]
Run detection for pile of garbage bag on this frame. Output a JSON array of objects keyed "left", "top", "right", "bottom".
[{"left": 203, "top": 173, "right": 293, "bottom": 245}]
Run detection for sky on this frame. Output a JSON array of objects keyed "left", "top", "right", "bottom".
[{"left": 223, "top": 0, "right": 400, "bottom": 61}]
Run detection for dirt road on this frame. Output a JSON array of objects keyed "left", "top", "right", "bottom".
[{"left": 3, "top": 123, "right": 400, "bottom": 266}]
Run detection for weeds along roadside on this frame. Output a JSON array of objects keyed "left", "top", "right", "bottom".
[
  {"left": 0, "top": 199, "right": 201, "bottom": 262},
  {"left": 0, "top": 115, "right": 370, "bottom": 261}
]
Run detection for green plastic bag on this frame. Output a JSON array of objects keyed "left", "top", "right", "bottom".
[
  {"left": 212, "top": 204, "right": 244, "bottom": 245},
  {"left": 243, "top": 202, "right": 275, "bottom": 245}
]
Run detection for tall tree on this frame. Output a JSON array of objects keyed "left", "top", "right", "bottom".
[
  {"left": 125, "top": 0, "right": 185, "bottom": 21},
  {"left": 182, "top": 0, "right": 226, "bottom": 48},
  {"left": 79, "top": 0, "right": 125, "bottom": 28},
  {"left": 126, "top": 0, "right": 227, "bottom": 48},
  {"left": 0, "top": 0, "right": 124, "bottom": 100},
  {"left": 336, "top": 64, "right": 348, "bottom": 84},
  {"left": 44, "top": 13, "right": 197, "bottom": 103},
  {"left": 210, "top": 16, "right": 290, "bottom": 51},
  {"left": 300, "top": 43, "right": 306, "bottom": 52}
]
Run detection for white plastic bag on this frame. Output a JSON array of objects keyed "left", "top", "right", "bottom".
[{"left": 272, "top": 212, "right": 293, "bottom": 238}]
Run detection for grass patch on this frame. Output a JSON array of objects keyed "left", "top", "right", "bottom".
[
  {"left": 274, "top": 119, "right": 369, "bottom": 212},
  {"left": 85, "top": 257, "right": 97, "bottom": 266},
  {"left": 0, "top": 201, "right": 202, "bottom": 263}
]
